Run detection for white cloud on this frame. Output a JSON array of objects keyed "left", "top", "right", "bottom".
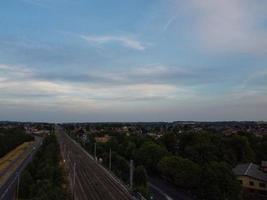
[
  {"left": 132, "top": 64, "right": 186, "bottom": 76},
  {"left": 1, "top": 63, "right": 266, "bottom": 121},
  {"left": 0, "top": 64, "right": 195, "bottom": 114},
  {"left": 162, "top": 16, "right": 176, "bottom": 32},
  {"left": 0, "top": 64, "right": 33, "bottom": 80},
  {"left": 188, "top": 0, "right": 267, "bottom": 54},
  {"left": 244, "top": 69, "right": 267, "bottom": 85},
  {"left": 81, "top": 35, "right": 146, "bottom": 51}
]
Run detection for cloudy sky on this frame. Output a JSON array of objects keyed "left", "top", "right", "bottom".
[{"left": 0, "top": 0, "right": 267, "bottom": 122}]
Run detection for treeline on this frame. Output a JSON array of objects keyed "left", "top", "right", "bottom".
[
  {"left": 156, "top": 132, "right": 267, "bottom": 200},
  {"left": 19, "top": 133, "right": 69, "bottom": 200},
  {"left": 0, "top": 127, "right": 34, "bottom": 158},
  {"left": 70, "top": 128, "right": 267, "bottom": 200}
]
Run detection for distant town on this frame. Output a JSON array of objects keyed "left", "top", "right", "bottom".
[
  {"left": 2, "top": 121, "right": 267, "bottom": 138},
  {"left": 0, "top": 121, "right": 267, "bottom": 200}
]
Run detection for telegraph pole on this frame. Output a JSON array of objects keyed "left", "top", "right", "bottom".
[
  {"left": 72, "top": 162, "right": 76, "bottom": 200},
  {"left": 63, "top": 144, "right": 66, "bottom": 160},
  {"left": 130, "top": 160, "right": 133, "bottom": 190},
  {"left": 16, "top": 174, "right": 20, "bottom": 200},
  {"left": 94, "top": 143, "right": 97, "bottom": 161},
  {"left": 67, "top": 151, "right": 70, "bottom": 163},
  {"left": 67, "top": 150, "right": 70, "bottom": 172}
]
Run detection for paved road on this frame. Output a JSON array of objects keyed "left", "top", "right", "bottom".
[
  {"left": 56, "top": 126, "right": 133, "bottom": 200},
  {"left": 149, "top": 176, "right": 194, "bottom": 200},
  {"left": 0, "top": 136, "right": 43, "bottom": 200},
  {"left": 149, "top": 183, "right": 173, "bottom": 200}
]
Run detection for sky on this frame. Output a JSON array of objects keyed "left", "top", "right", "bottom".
[{"left": 0, "top": 0, "right": 267, "bottom": 122}]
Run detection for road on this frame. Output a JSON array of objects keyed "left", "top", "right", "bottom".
[
  {"left": 56, "top": 126, "right": 133, "bottom": 200},
  {"left": 149, "top": 176, "right": 194, "bottom": 200},
  {"left": 0, "top": 136, "right": 43, "bottom": 200}
]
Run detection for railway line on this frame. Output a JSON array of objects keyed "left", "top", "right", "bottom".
[{"left": 56, "top": 126, "right": 133, "bottom": 200}]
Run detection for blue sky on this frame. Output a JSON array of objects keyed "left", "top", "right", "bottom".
[{"left": 0, "top": 0, "right": 267, "bottom": 122}]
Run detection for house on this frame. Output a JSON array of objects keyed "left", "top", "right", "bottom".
[
  {"left": 95, "top": 135, "right": 111, "bottom": 143},
  {"left": 262, "top": 161, "right": 267, "bottom": 173},
  {"left": 233, "top": 162, "right": 267, "bottom": 196}
]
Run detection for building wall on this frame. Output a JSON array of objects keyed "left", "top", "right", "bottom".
[{"left": 238, "top": 176, "right": 267, "bottom": 191}]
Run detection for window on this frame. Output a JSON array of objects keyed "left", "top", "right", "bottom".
[
  {"left": 249, "top": 181, "right": 254, "bottom": 186},
  {"left": 259, "top": 182, "right": 266, "bottom": 188}
]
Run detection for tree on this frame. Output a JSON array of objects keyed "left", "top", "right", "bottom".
[
  {"left": 0, "top": 127, "right": 34, "bottom": 157},
  {"left": 134, "top": 165, "right": 148, "bottom": 187},
  {"left": 110, "top": 152, "right": 130, "bottom": 183},
  {"left": 19, "top": 134, "right": 68, "bottom": 200},
  {"left": 133, "top": 165, "right": 149, "bottom": 198},
  {"left": 120, "top": 141, "right": 136, "bottom": 159},
  {"left": 160, "top": 133, "right": 178, "bottom": 153},
  {"left": 105, "top": 137, "right": 119, "bottom": 152},
  {"left": 222, "top": 135, "right": 254, "bottom": 165},
  {"left": 157, "top": 156, "right": 201, "bottom": 188},
  {"left": 184, "top": 143, "right": 218, "bottom": 164},
  {"left": 19, "top": 169, "right": 34, "bottom": 198},
  {"left": 197, "top": 161, "right": 241, "bottom": 200},
  {"left": 135, "top": 142, "right": 168, "bottom": 172},
  {"left": 255, "top": 136, "right": 267, "bottom": 162}
]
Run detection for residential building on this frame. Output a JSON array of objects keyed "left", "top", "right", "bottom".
[{"left": 233, "top": 162, "right": 267, "bottom": 197}]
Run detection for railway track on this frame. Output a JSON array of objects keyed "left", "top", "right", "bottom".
[{"left": 56, "top": 126, "right": 133, "bottom": 200}]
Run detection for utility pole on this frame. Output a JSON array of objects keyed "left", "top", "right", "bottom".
[
  {"left": 72, "top": 162, "right": 76, "bottom": 200},
  {"left": 109, "top": 148, "right": 112, "bottom": 171},
  {"left": 16, "top": 174, "right": 20, "bottom": 200},
  {"left": 67, "top": 151, "right": 70, "bottom": 163},
  {"left": 63, "top": 144, "right": 66, "bottom": 160},
  {"left": 130, "top": 160, "right": 133, "bottom": 190},
  {"left": 94, "top": 143, "right": 97, "bottom": 161},
  {"left": 67, "top": 150, "right": 70, "bottom": 171}
]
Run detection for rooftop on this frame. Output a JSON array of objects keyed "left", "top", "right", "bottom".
[{"left": 233, "top": 163, "right": 267, "bottom": 182}]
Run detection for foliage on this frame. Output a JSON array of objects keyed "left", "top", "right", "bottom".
[
  {"left": 160, "top": 132, "right": 178, "bottom": 153},
  {"left": 134, "top": 165, "right": 148, "bottom": 187},
  {"left": 197, "top": 161, "right": 241, "bottom": 200},
  {"left": 0, "top": 127, "right": 34, "bottom": 157},
  {"left": 110, "top": 152, "right": 130, "bottom": 183},
  {"left": 254, "top": 135, "right": 267, "bottom": 163},
  {"left": 133, "top": 165, "right": 150, "bottom": 198},
  {"left": 19, "top": 134, "right": 68, "bottom": 200},
  {"left": 222, "top": 135, "right": 254, "bottom": 165},
  {"left": 101, "top": 151, "right": 130, "bottom": 184},
  {"left": 178, "top": 132, "right": 255, "bottom": 166},
  {"left": 119, "top": 141, "right": 136, "bottom": 160},
  {"left": 157, "top": 156, "right": 201, "bottom": 188},
  {"left": 135, "top": 142, "right": 168, "bottom": 172}
]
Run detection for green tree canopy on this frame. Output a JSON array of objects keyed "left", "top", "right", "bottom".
[
  {"left": 160, "top": 132, "right": 178, "bottom": 153},
  {"left": 135, "top": 142, "right": 168, "bottom": 172},
  {"left": 133, "top": 165, "right": 149, "bottom": 198},
  {"left": 222, "top": 135, "right": 254, "bottom": 165},
  {"left": 198, "top": 161, "right": 241, "bottom": 200},
  {"left": 134, "top": 165, "right": 148, "bottom": 187},
  {"left": 157, "top": 155, "right": 201, "bottom": 188}
]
